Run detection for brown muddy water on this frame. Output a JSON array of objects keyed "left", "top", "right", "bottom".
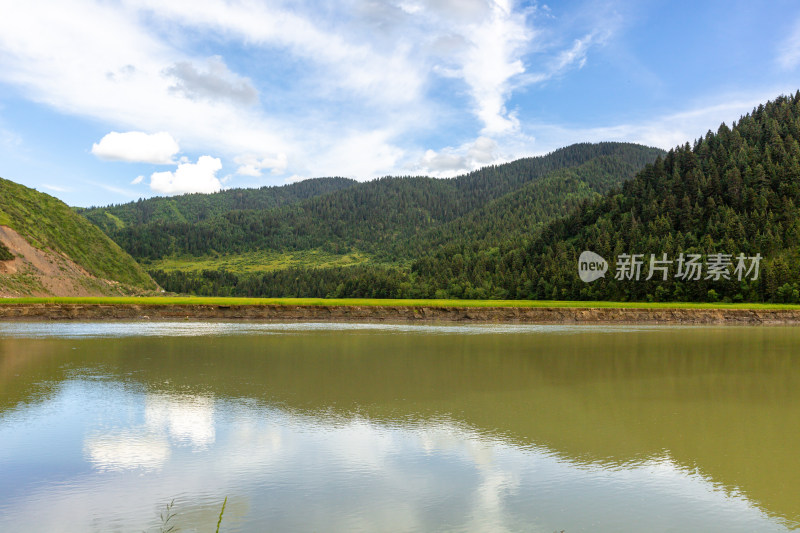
[{"left": 1, "top": 322, "right": 798, "bottom": 532}]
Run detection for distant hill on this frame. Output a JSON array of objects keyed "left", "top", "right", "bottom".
[
  {"left": 80, "top": 142, "right": 664, "bottom": 298},
  {"left": 391, "top": 151, "right": 657, "bottom": 259},
  {"left": 0, "top": 177, "right": 158, "bottom": 296},
  {"left": 80, "top": 176, "right": 358, "bottom": 233},
  {"left": 83, "top": 142, "right": 662, "bottom": 262}
]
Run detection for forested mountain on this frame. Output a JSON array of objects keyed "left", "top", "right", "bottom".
[
  {"left": 85, "top": 142, "right": 662, "bottom": 261},
  {"left": 401, "top": 92, "right": 800, "bottom": 303},
  {"left": 146, "top": 93, "right": 800, "bottom": 302},
  {"left": 392, "top": 153, "right": 653, "bottom": 259},
  {"left": 80, "top": 176, "right": 357, "bottom": 233},
  {"left": 0, "top": 178, "right": 157, "bottom": 296},
  {"left": 86, "top": 142, "right": 662, "bottom": 297},
  {"left": 512, "top": 92, "right": 800, "bottom": 303}
]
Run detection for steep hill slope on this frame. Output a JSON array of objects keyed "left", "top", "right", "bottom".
[
  {"left": 0, "top": 177, "right": 158, "bottom": 296},
  {"left": 414, "top": 92, "right": 800, "bottom": 302}
]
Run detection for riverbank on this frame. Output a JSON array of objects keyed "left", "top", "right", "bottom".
[{"left": 2, "top": 301, "right": 800, "bottom": 324}]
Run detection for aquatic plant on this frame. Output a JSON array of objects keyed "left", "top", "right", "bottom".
[
  {"left": 215, "top": 496, "right": 227, "bottom": 533},
  {"left": 145, "top": 497, "right": 227, "bottom": 533},
  {"left": 153, "top": 499, "right": 176, "bottom": 533}
]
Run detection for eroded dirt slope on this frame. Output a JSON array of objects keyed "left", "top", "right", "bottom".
[{"left": 0, "top": 225, "right": 128, "bottom": 297}]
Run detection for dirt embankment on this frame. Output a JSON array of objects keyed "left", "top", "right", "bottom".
[{"left": 2, "top": 303, "right": 800, "bottom": 325}]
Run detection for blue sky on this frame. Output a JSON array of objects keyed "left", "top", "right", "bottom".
[{"left": 1, "top": 0, "right": 799, "bottom": 207}]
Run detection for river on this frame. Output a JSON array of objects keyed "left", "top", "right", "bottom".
[{"left": 1, "top": 322, "right": 798, "bottom": 532}]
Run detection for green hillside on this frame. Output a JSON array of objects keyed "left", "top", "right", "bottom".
[
  {"left": 85, "top": 142, "right": 661, "bottom": 262},
  {"left": 0, "top": 177, "right": 157, "bottom": 293},
  {"left": 87, "top": 142, "right": 662, "bottom": 297},
  {"left": 142, "top": 93, "right": 800, "bottom": 303},
  {"left": 411, "top": 92, "right": 800, "bottom": 303},
  {"left": 513, "top": 93, "right": 800, "bottom": 303},
  {"left": 392, "top": 152, "right": 655, "bottom": 258}
]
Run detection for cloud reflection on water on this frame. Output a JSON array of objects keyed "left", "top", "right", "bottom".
[
  {"left": 2, "top": 384, "right": 789, "bottom": 532},
  {"left": 83, "top": 393, "right": 215, "bottom": 472}
]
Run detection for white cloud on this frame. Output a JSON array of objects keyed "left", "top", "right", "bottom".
[
  {"left": 517, "top": 28, "right": 612, "bottom": 88},
  {"left": 424, "top": 0, "right": 493, "bottom": 22},
  {"left": 0, "top": 0, "right": 615, "bottom": 188},
  {"left": 418, "top": 136, "right": 500, "bottom": 176},
  {"left": 359, "top": 0, "right": 537, "bottom": 135},
  {"left": 130, "top": 175, "right": 144, "bottom": 185},
  {"left": 130, "top": 0, "right": 425, "bottom": 106},
  {"left": 150, "top": 155, "right": 222, "bottom": 195},
  {"left": 234, "top": 153, "right": 288, "bottom": 177},
  {"left": 412, "top": 91, "right": 784, "bottom": 179},
  {"left": 458, "top": 1, "right": 531, "bottom": 134},
  {"left": 467, "top": 136, "right": 500, "bottom": 164},
  {"left": 92, "top": 131, "right": 180, "bottom": 164},
  {"left": 87, "top": 181, "right": 142, "bottom": 199},
  {"left": 315, "top": 130, "right": 405, "bottom": 179},
  {"left": 551, "top": 33, "right": 593, "bottom": 73},
  {"left": 0, "top": 0, "right": 290, "bottom": 169},
  {"left": 421, "top": 149, "right": 465, "bottom": 172}
]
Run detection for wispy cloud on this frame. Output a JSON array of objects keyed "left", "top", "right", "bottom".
[
  {"left": 413, "top": 89, "right": 793, "bottom": 177},
  {"left": 520, "top": 90, "right": 795, "bottom": 156},
  {"left": 452, "top": 0, "right": 533, "bottom": 134},
  {"left": 87, "top": 181, "right": 143, "bottom": 200},
  {"left": 777, "top": 18, "right": 800, "bottom": 70},
  {"left": 0, "top": 0, "right": 615, "bottom": 189},
  {"left": 129, "top": 0, "right": 426, "bottom": 106},
  {"left": 42, "top": 183, "right": 71, "bottom": 192},
  {"left": 234, "top": 153, "right": 288, "bottom": 177},
  {"left": 0, "top": 0, "right": 290, "bottom": 177},
  {"left": 0, "top": 127, "right": 22, "bottom": 150}
]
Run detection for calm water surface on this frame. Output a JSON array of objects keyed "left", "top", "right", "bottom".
[{"left": 1, "top": 322, "right": 799, "bottom": 532}]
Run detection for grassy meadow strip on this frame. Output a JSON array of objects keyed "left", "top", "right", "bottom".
[
  {"left": 145, "top": 249, "right": 374, "bottom": 274},
  {"left": 2, "top": 296, "right": 800, "bottom": 309}
]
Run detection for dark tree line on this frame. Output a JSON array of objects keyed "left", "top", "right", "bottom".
[{"left": 150, "top": 266, "right": 414, "bottom": 299}]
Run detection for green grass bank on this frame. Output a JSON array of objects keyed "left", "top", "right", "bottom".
[{"left": 3, "top": 296, "right": 800, "bottom": 310}]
